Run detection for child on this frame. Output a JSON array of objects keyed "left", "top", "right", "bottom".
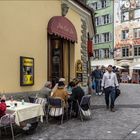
[{"left": 0, "top": 95, "right": 6, "bottom": 118}]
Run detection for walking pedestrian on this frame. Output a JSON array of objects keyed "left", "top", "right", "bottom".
[
  {"left": 101, "top": 65, "right": 119, "bottom": 112},
  {"left": 91, "top": 66, "right": 102, "bottom": 95}
]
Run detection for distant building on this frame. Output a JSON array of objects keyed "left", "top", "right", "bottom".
[
  {"left": 87, "top": 0, "right": 114, "bottom": 68},
  {"left": 114, "top": 0, "right": 140, "bottom": 76}
]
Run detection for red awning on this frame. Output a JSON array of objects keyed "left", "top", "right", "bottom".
[{"left": 48, "top": 16, "right": 77, "bottom": 42}]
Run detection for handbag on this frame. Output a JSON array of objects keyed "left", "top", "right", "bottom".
[{"left": 115, "top": 88, "right": 121, "bottom": 99}]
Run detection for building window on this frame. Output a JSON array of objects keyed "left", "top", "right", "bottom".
[
  {"left": 103, "top": 32, "right": 111, "bottom": 42},
  {"left": 134, "top": 28, "right": 140, "bottom": 38},
  {"left": 102, "top": 14, "right": 111, "bottom": 24},
  {"left": 122, "top": 30, "right": 129, "bottom": 40},
  {"left": 104, "top": 48, "right": 110, "bottom": 58},
  {"left": 121, "top": 12, "right": 129, "bottom": 21},
  {"left": 122, "top": 47, "right": 129, "bottom": 57},
  {"left": 95, "top": 17, "right": 100, "bottom": 26},
  {"left": 101, "top": 0, "right": 107, "bottom": 8},
  {"left": 134, "top": 46, "right": 140, "bottom": 56},
  {"left": 94, "top": 49, "right": 99, "bottom": 59},
  {"left": 134, "top": 9, "right": 140, "bottom": 19},
  {"left": 94, "top": 34, "right": 100, "bottom": 44}
]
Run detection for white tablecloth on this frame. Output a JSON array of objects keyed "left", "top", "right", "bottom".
[{"left": 6, "top": 100, "right": 44, "bottom": 126}]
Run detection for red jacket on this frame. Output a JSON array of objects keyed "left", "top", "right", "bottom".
[{"left": 0, "top": 101, "right": 6, "bottom": 118}]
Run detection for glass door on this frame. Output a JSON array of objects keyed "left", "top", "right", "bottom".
[{"left": 50, "top": 37, "right": 63, "bottom": 86}]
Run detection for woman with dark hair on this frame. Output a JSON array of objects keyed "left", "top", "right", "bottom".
[
  {"left": 52, "top": 81, "right": 68, "bottom": 107},
  {"left": 69, "top": 78, "right": 85, "bottom": 117}
]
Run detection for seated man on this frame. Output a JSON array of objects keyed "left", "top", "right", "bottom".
[
  {"left": 52, "top": 81, "right": 68, "bottom": 107},
  {"left": 38, "top": 81, "right": 52, "bottom": 98}
]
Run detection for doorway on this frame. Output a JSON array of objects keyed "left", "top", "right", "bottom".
[{"left": 48, "top": 35, "right": 74, "bottom": 87}]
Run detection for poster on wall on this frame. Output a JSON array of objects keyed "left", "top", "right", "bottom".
[
  {"left": 75, "top": 60, "right": 83, "bottom": 82},
  {"left": 20, "top": 56, "right": 34, "bottom": 86}
]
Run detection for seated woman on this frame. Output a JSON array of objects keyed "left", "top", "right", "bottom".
[
  {"left": 52, "top": 81, "right": 68, "bottom": 107},
  {"left": 0, "top": 95, "right": 6, "bottom": 118},
  {"left": 69, "top": 78, "right": 85, "bottom": 117}
]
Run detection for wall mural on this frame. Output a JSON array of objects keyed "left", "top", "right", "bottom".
[{"left": 114, "top": 0, "right": 140, "bottom": 59}]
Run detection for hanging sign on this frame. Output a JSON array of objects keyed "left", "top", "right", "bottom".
[{"left": 20, "top": 56, "right": 34, "bottom": 86}]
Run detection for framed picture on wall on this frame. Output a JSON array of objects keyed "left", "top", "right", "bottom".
[{"left": 20, "top": 56, "right": 34, "bottom": 86}]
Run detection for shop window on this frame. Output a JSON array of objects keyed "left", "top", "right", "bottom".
[
  {"left": 122, "top": 47, "right": 129, "bottom": 57},
  {"left": 134, "top": 28, "right": 140, "bottom": 38},
  {"left": 122, "top": 30, "right": 129, "bottom": 40},
  {"left": 121, "top": 11, "right": 129, "bottom": 22},
  {"left": 134, "top": 46, "right": 140, "bottom": 56},
  {"left": 134, "top": 9, "right": 140, "bottom": 19}
]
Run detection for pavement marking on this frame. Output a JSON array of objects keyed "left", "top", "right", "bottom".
[{"left": 131, "top": 131, "right": 137, "bottom": 134}]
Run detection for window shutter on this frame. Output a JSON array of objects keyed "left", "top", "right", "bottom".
[
  {"left": 109, "top": 14, "right": 113, "bottom": 23},
  {"left": 100, "top": 34, "right": 104, "bottom": 43},
  {"left": 97, "top": 1, "right": 101, "bottom": 9},
  {"left": 109, "top": 32, "right": 112, "bottom": 41},
  {"left": 99, "top": 16, "right": 102, "bottom": 25},
  {"left": 106, "top": 0, "right": 110, "bottom": 7}
]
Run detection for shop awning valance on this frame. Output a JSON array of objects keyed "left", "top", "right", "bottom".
[{"left": 48, "top": 16, "right": 77, "bottom": 42}]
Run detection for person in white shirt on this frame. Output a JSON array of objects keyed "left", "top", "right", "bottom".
[{"left": 101, "top": 65, "right": 119, "bottom": 112}]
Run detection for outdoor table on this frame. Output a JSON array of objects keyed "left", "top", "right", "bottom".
[{"left": 6, "top": 100, "right": 44, "bottom": 126}]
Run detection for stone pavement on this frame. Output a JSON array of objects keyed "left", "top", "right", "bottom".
[{"left": 5, "top": 84, "right": 140, "bottom": 139}]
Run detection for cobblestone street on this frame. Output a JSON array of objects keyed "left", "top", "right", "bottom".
[{"left": 12, "top": 83, "right": 140, "bottom": 140}]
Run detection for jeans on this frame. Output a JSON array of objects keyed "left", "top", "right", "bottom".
[
  {"left": 95, "top": 79, "right": 101, "bottom": 93},
  {"left": 104, "top": 87, "right": 116, "bottom": 108}
]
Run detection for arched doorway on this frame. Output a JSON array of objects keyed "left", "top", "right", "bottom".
[{"left": 47, "top": 16, "right": 77, "bottom": 86}]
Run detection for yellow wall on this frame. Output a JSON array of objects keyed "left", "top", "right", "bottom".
[
  {"left": 66, "top": 8, "right": 82, "bottom": 78},
  {"left": 0, "top": 0, "right": 61, "bottom": 93}
]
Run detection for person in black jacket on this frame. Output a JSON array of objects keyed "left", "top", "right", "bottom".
[{"left": 69, "top": 78, "right": 85, "bottom": 117}]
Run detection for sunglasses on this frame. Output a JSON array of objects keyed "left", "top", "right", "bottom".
[{"left": 109, "top": 75, "right": 111, "bottom": 79}]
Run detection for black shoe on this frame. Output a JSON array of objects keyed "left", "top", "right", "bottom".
[
  {"left": 110, "top": 108, "right": 115, "bottom": 112},
  {"left": 106, "top": 106, "right": 109, "bottom": 110}
]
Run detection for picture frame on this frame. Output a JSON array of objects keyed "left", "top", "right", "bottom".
[{"left": 20, "top": 56, "right": 34, "bottom": 86}]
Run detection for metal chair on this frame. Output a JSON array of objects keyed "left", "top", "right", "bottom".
[
  {"left": 0, "top": 114, "right": 15, "bottom": 140},
  {"left": 77, "top": 95, "right": 91, "bottom": 121},
  {"left": 47, "top": 97, "right": 66, "bottom": 124}
]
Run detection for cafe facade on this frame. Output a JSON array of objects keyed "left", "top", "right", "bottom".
[{"left": 0, "top": 0, "right": 95, "bottom": 93}]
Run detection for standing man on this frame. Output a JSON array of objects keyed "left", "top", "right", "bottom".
[
  {"left": 91, "top": 66, "right": 102, "bottom": 95},
  {"left": 101, "top": 65, "right": 119, "bottom": 112}
]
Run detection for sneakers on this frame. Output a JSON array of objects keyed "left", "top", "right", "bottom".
[
  {"left": 22, "top": 123, "right": 32, "bottom": 131},
  {"left": 110, "top": 108, "right": 115, "bottom": 112},
  {"left": 106, "top": 106, "right": 109, "bottom": 110},
  {"left": 98, "top": 92, "right": 102, "bottom": 96},
  {"left": 95, "top": 93, "right": 99, "bottom": 96}
]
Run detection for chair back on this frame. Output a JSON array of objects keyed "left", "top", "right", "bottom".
[
  {"left": 80, "top": 95, "right": 91, "bottom": 106},
  {"left": 48, "top": 97, "right": 64, "bottom": 108},
  {"left": 0, "top": 114, "right": 14, "bottom": 126},
  {"left": 28, "top": 96, "right": 36, "bottom": 103}
]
